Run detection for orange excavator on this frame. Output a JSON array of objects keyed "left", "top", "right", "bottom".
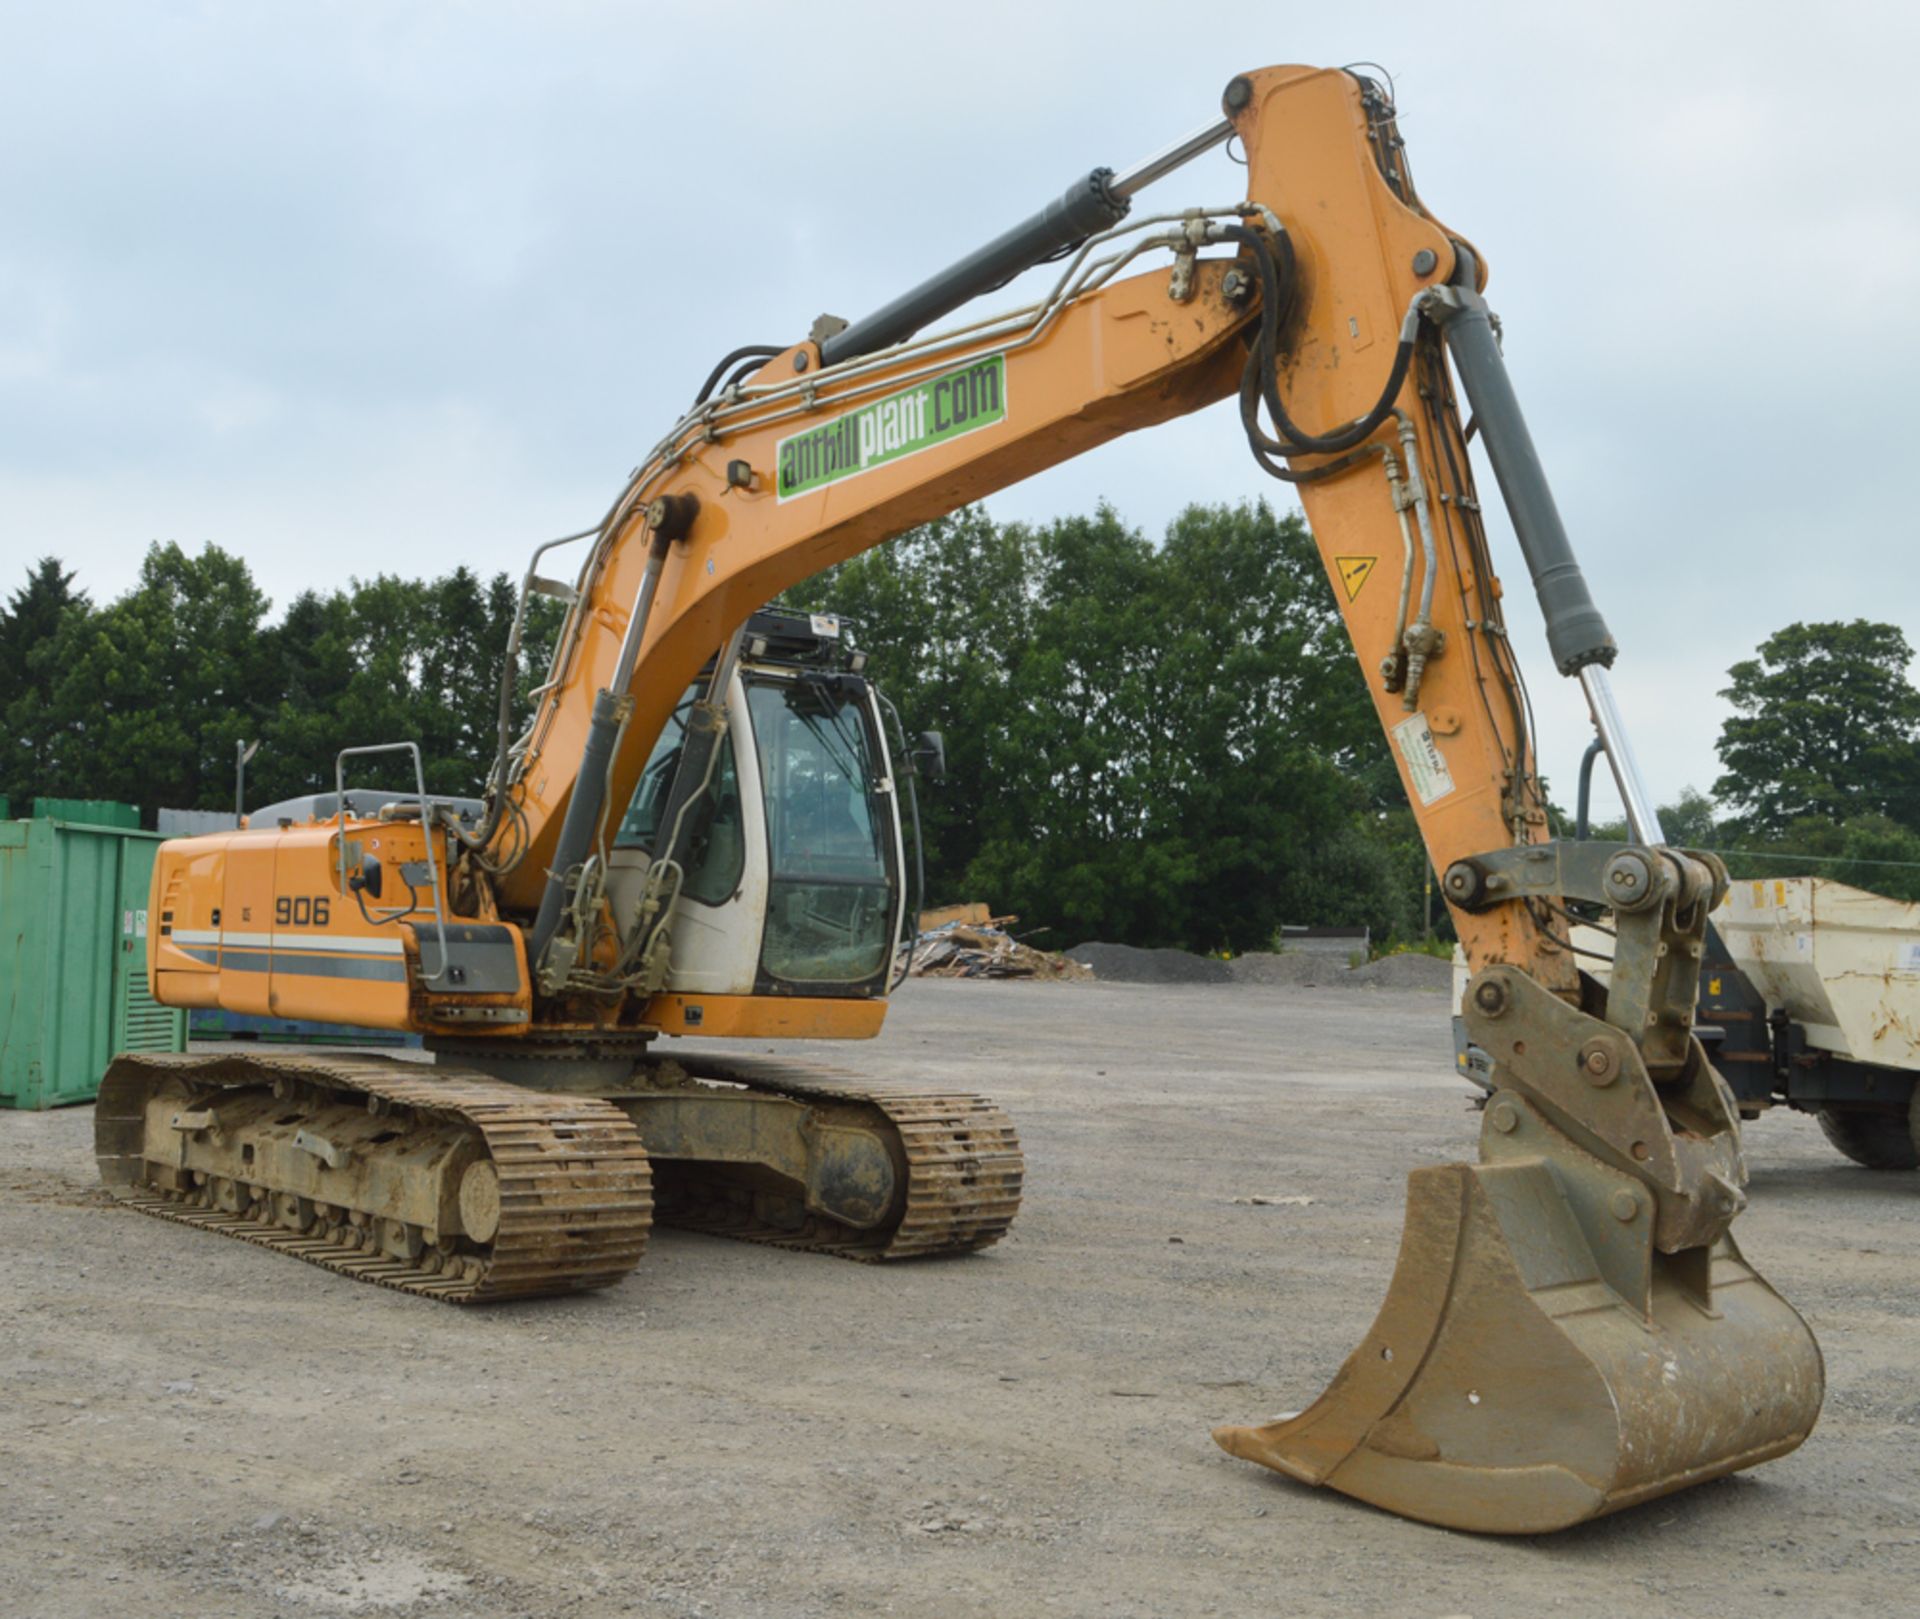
[{"left": 97, "top": 64, "right": 1822, "bottom": 1534}]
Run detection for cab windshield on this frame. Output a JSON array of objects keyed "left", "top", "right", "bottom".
[{"left": 748, "top": 677, "right": 893, "bottom": 986}]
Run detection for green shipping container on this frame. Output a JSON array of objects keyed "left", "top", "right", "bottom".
[
  {"left": 0, "top": 816, "right": 186, "bottom": 1108},
  {"left": 33, "top": 797, "right": 140, "bottom": 829}
]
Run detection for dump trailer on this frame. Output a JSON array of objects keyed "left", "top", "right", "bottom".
[{"left": 1720, "top": 878, "right": 1920, "bottom": 1166}]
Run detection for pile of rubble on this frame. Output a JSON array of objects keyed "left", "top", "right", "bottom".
[{"left": 905, "top": 913, "right": 1092, "bottom": 981}]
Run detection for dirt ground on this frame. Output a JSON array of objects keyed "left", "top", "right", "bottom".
[{"left": 3, "top": 979, "right": 1915, "bottom": 1619}]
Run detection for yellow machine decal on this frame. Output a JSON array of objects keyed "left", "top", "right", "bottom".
[{"left": 1334, "top": 554, "right": 1377, "bottom": 601}]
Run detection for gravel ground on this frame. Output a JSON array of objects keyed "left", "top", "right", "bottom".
[
  {"left": 1064, "top": 941, "right": 1234, "bottom": 984},
  {"left": 1065, "top": 941, "right": 1453, "bottom": 992},
  {"left": 2, "top": 978, "right": 1915, "bottom": 1618}
]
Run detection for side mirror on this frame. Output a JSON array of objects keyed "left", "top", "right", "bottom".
[
  {"left": 350, "top": 853, "right": 384, "bottom": 899},
  {"left": 912, "top": 730, "right": 948, "bottom": 782}
]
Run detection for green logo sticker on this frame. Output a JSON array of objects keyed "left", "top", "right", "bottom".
[{"left": 776, "top": 355, "right": 1006, "bottom": 501}]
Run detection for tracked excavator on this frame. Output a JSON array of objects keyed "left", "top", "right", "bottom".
[{"left": 98, "top": 65, "right": 1823, "bottom": 1534}]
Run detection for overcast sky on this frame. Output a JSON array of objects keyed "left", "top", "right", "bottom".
[{"left": 3, "top": 2, "right": 1916, "bottom": 820}]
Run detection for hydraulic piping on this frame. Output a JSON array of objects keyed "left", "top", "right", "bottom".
[{"left": 1396, "top": 416, "right": 1443, "bottom": 708}]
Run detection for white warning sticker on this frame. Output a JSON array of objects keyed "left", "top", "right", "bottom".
[
  {"left": 1391, "top": 711, "right": 1456, "bottom": 806},
  {"left": 1901, "top": 942, "right": 1920, "bottom": 972}
]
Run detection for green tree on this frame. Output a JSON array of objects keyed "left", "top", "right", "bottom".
[
  {"left": 1714, "top": 813, "right": 1920, "bottom": 905},
  {"left": 970, "top": 501, "right": 1404, "bottom": 950},
  {"left": 786, "top": 506, "right": 1037, "bottom": 907},
  {"left": 1658, "top": 786, "right": 1721, "bottom": 850},
  {"left": 0, "top": 557, "right": 91, "bottom": 806},
  {"left": 41, "top": 543, "right": 275, "bottom": 810},
  {"left": 1714, "top": 621, "right": 1920, "bottom": 836},
  {"left": 1825, "top": 815, "right": 1920, "bottom": 903},
  {"left": 789, "top": 500, "right": 1412, "bottom": 952},
  {"left": 249, "top": 587, "right": 361, "bottom": 808},
  {"left": 249, "top": 569, "right": 555, "bottom": 808}
]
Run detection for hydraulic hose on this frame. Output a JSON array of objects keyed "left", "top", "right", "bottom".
[
  {"left": 1221, "top": 222, "right": 1422, "bottom": 461},
  {"left": 1236, "top": 348, "right": 1387, "bottom": 485},
  {"left": 694, "top": 344, "right": 784, "bottom": 405}
]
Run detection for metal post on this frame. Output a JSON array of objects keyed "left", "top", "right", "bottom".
[{"left": 234, "top": 739, "right": 259, "bottom": 827}]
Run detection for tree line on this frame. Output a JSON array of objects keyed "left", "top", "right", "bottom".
[
  {"left": 0, "top": 545, "right": 559, "bottom": 813},
  {"left": 3, "top": 506, "right": 1916, "bottom": 948},
  {"left": 782, "top": 503, "right": 1424, "bottom": 952}
]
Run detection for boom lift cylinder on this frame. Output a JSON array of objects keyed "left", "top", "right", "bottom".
[
  {"left": 530, "top": 685, "right": 626, "bottom": 985},
  {"left": 530, "top": 519, "right": 680, "bottom": 979}
]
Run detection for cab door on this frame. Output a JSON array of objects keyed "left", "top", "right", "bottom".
[
  {"left": 606, "top": 672, "right": 769, "bottom": 995},
  {"left": 743, "top": 675, "right": 902, "bottom": 997}
]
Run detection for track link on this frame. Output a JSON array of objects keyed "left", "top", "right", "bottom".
[
  {"left": 657, "top": 1055, "right": 1023, "bottom": 1260},
  {"left": 96, "top": 1052, "right": 652, "bottom": 1303}
]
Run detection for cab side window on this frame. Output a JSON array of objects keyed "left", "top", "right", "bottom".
[{"left": 614, "top": 686, "right": 745, "bottom": 907}]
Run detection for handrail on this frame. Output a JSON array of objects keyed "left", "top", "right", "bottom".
[{"left": 333, "top": 742, "right": 451, "bottom": 984}]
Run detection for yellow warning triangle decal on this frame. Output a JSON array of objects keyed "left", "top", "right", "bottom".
[{"left": 1335, "top": 555, "right": 1377, "bottom": 603}]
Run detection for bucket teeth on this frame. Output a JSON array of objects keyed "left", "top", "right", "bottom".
[{"left": 1213, "top": 1159, "right": 1823, "bottom": 1534}]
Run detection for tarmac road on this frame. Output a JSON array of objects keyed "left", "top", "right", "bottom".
[{"left": 1, "top": 978, "right": 1915, "bottom": 1618}]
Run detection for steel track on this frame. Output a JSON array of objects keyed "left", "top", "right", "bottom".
[
  {"left": 655, "top": 1055, "right": 1024, "bottom": 1260},
  {"left": 96, "top": 1052, "right": 653, "bottom": 1302}
]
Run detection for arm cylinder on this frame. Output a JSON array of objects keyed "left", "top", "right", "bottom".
[
  {"left": 1108, "top": 118, "right": 1231, "bottom": 200},
  {"left": 819, "top": 168, "right": 1128, "bottom": 366}
]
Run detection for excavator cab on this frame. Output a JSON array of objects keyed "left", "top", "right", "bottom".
[{"left": 606, "top": 608, "right": 914, "bottom": 1018}]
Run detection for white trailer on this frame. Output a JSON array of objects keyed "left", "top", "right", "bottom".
[{"left": 1717, "top": 878, "right": 1920, "bottom": 1074}]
